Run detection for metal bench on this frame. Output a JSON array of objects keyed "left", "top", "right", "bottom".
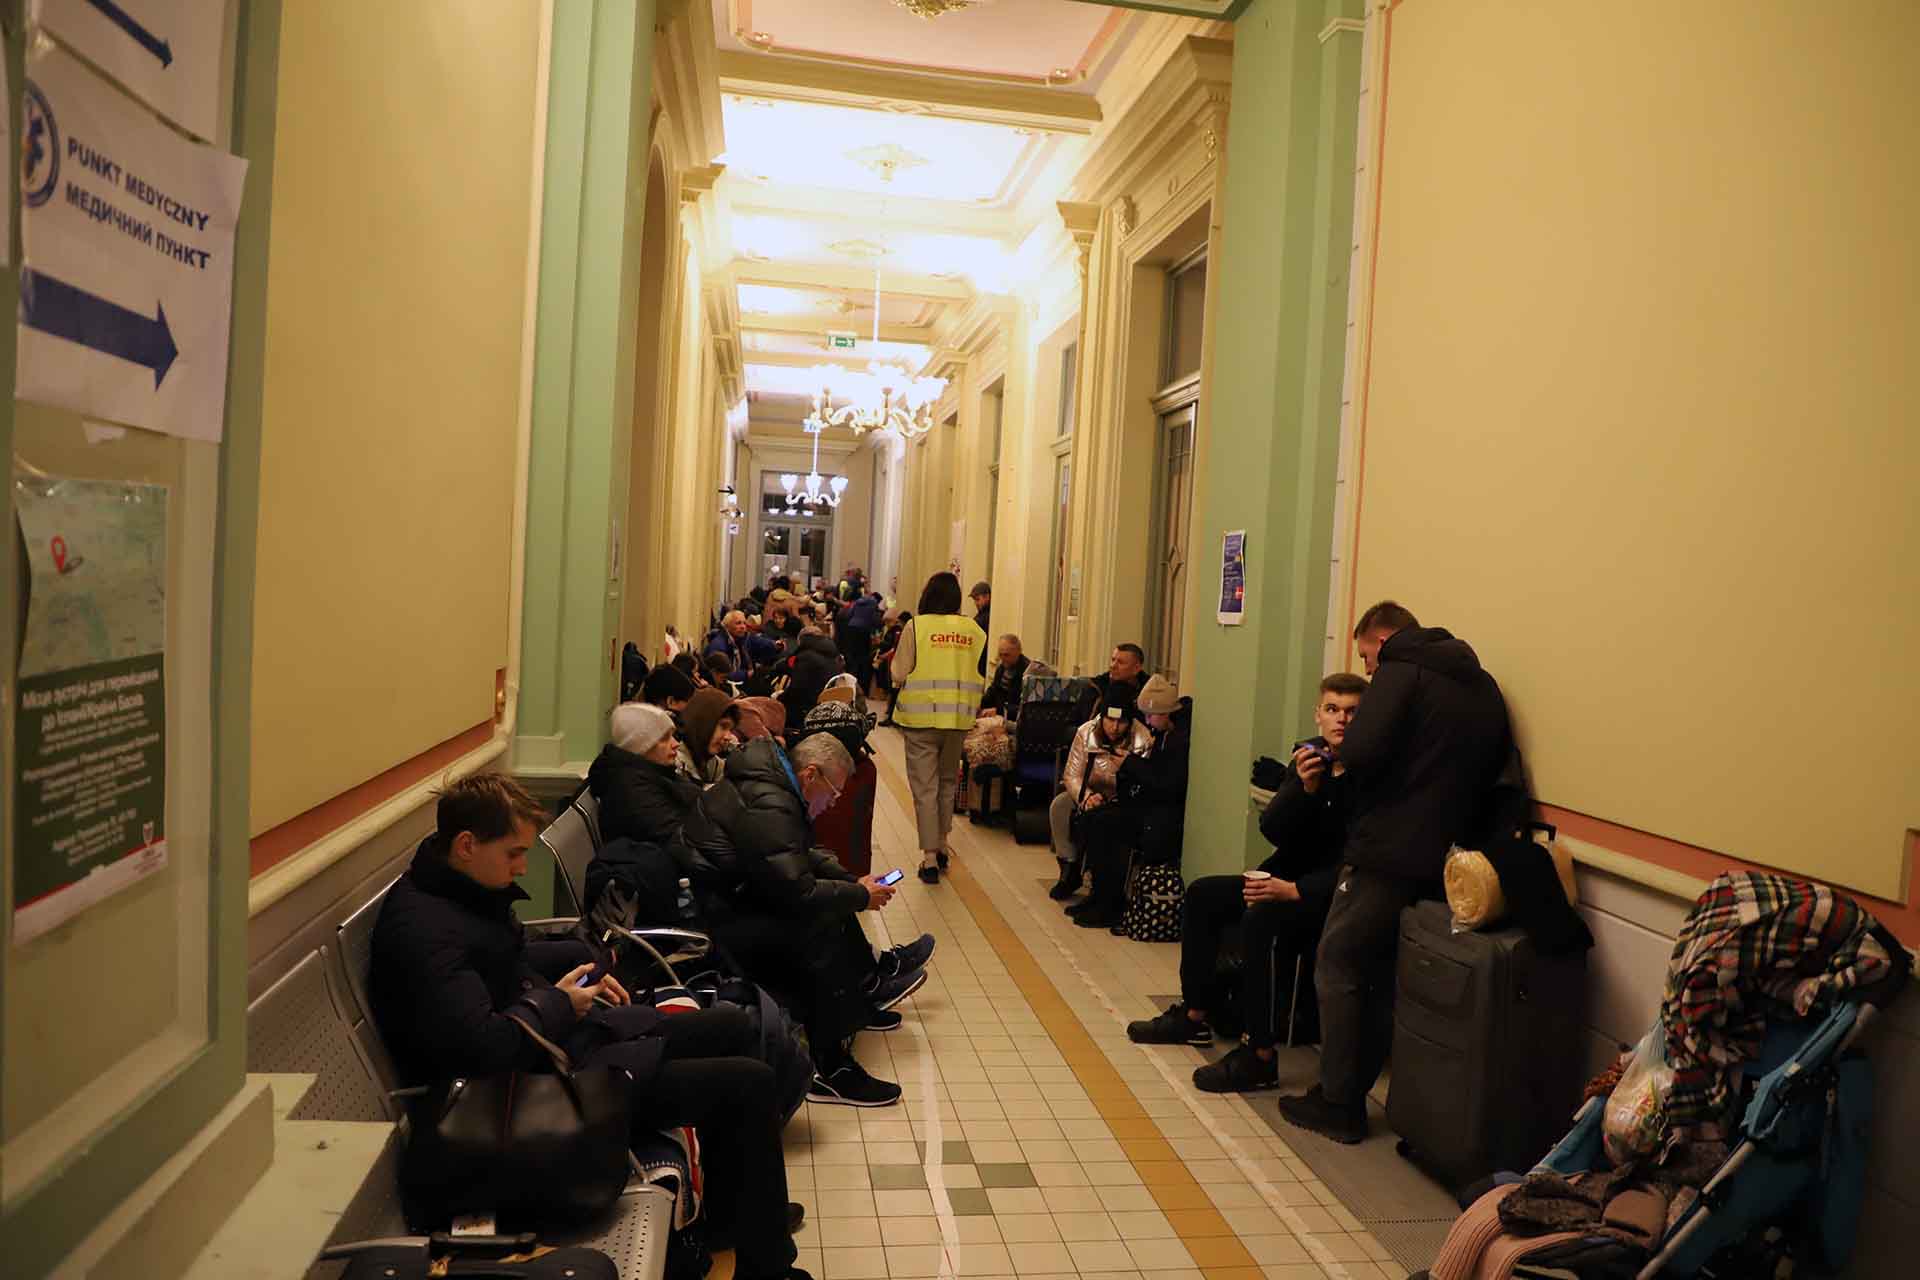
[{"left": 245, "top": 879, "right": 682, "bottom": 1278}]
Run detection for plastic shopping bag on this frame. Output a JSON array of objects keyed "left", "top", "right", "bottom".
[
  {"left": 1602, "top": 1025, "right": 1675, "bottom": 1165},
  {"left": 1443, "top": 846, "right": 1506, "bottom": 932}
]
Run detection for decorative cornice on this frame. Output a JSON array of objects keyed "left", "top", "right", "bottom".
[
  {"left": 654, "top": 0, "right": 726, "bottom": 167},
  {"left": 1113, "top": 195, "right": 1136, "bottom": 238},
  {"left": 714, "top": 51, "right": 1102, "bottom": 136},
  {"left": 679, "top": 162, "right": 726, "bottom": 202},
  {"left": 1070, "top": 36, "right": 1233, "bottom": 208}
]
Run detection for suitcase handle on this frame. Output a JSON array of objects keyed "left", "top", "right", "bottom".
[{"left": 1523, "top": 820, "right": 1557, "bottom": 843}]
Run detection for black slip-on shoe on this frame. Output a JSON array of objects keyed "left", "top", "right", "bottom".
[
  {"left": 1127, "top": 1004, "right": 1213, "bottom": 1046},
  {"left": 864, "top": 1007, "right": 904, "bottom": 1031},
  {"left": 917, "top": 864, "right": 940, "bottom": 885},
  {"left": 1276, "top": 1085, "right": 1366, "bottom": 1144},
  {"left": 1048, "top": 866, "right": 1083, "bottom": 900},
  {"left": 806, "top": 1061, "right": 902, "bottom": 1107},
  {"left": 1074, "top": 908, "right": 1123, "bottom": 929},
  {"left": 1193, "top": 1044, "right": 1280, "bottom": 1093},
  {"left": 937, "top": 849, "right": 951, "bottom": 868}
]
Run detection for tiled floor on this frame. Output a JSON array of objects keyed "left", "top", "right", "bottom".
[{"left": 733, "top": 731, "right": 1406, "bottom": 1280}]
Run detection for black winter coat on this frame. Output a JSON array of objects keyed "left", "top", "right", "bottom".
[
  {"left": 779, "top": 633, "right": 842, "bottom": 726},
  {"left": 980, "top": 654, "right": 1031, "bottom": 717},
  {"left": 681, "top": 737, "right": 867, "bottom": 920},
  {"left": 1257, "top": 742, "right": 1353, "bottom": 881},
  {"left": 369, "top": 837, "right": 631, "bottom": 1086},
  {"left": 588, "top": 744, "right": 700, "bottom": 848},
  {"left": 1338, "top": 626, "right": 1512, "bottom": 881}
]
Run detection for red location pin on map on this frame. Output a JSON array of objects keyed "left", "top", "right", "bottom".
[{"left": 50, "top": 537, "right": 68, "bottom": 573}]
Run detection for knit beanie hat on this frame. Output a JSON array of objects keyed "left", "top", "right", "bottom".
[
  {"left": 1099, "top": 686, "right": 1138, "bottom": 727},
  {"left": 609, "top": 702, "right": 676, "bottom": 755},
  {"left": 1136, "top": 674, "right": 1179, "bottom": 715},
  {"left": 641, "top": 663, "right": 697, "bottom": 705},
  {"left": 799, "top": 699, "right": 875, "bottom": 759}
]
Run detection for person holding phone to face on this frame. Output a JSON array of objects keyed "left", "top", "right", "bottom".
[{"left": 1128, "top": 673, "right": 1366, "bottom": 1095}]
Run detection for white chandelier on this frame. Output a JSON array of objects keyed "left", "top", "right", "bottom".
[
  {"left": 804, "top": 261, "right": 946, "bottom": 439},
  {"left": 780, "top": 418, "right": 848, "bottom": 510}
]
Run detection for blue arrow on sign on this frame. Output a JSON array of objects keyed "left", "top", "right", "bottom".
[
  {"left": 85, "top": 0, "right": 174, "bottom": 67},
  {"left": 20, "top": 269, "right": 179, "bottom": 388}
]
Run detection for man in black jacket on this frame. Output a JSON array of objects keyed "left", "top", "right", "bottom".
[
  {"left": 371, "top": 774, "right": 807, "bottom": 1280},
  {"left": 682, "top": 735, "right": 932, "bottom": 1107},
  {"left": 1279, "top": 602, "right": 1513, "bottom": 1143},
  {"left": 977, "top": 634, "right": 1031, "bottom": 719},
  {"left": 1127, "top": 674, "right": 1364, "bottom": 1093}
]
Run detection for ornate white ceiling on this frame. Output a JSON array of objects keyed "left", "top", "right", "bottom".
[{"left": 716, "top": 0, "right": 1127, "bottom": 87}]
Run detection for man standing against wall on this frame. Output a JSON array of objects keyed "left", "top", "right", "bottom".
[{"left": 1277, "top": 602, "right": 1513, "bottom": 1143}]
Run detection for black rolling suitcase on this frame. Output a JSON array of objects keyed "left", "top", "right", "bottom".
[{"left": 1387, "top": 898, "right": 1587, "bottom": 1194}]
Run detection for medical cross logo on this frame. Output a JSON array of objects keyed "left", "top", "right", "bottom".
[{"left": 22, "top": 81, "right": 60, "bottom": 209}]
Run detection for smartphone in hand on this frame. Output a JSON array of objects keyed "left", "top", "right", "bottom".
[{"left": 878, "top": 868, "right": 905, "bottom": 886}]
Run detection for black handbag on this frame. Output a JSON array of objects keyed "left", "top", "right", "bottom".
[{"left": 401, "top": 1015, "right": 633, "bottom": 1230}]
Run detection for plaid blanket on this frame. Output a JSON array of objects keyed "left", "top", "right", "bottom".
[{"left": 1658, "top": 872, "right": 1890, "bottom": 1133}]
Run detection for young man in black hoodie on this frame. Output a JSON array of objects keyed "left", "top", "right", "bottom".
[
  {"left": 1278, "top": 602, "right": 1514, "bottom": 1143},
  {"left": 1128, "top": 673, "right": 1365, "bottom": 1091}
]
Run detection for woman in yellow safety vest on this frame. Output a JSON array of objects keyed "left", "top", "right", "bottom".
[{"left": 889, "top": 572, "right": 987, "bottom": 883}]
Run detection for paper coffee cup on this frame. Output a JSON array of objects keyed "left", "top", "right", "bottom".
[{"left": 1243, "top": 870, "right": 1272, "bottom": 881}]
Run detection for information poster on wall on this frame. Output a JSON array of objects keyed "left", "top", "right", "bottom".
[
  {"left": 30, "top": 0, "right": 228, "bottom": 141},
  {"left": 12, "top": 470, "right": 169, "bottom": 945},
  {"left": 16, "top": 41, "right": 247, "bottom": 442},
  {"left": 1218, "top": 529, "right": 1247, "bottom": 625}
]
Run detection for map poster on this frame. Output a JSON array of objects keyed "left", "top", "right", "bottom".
[
  {"left": 12, "top": 470, "right": 169, "bottom": 945},
  {"left": 1218, "top": 529, "right": 1247, "bottom": 625}
]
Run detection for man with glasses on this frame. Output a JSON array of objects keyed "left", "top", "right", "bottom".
[{"left": 682, "top": 733, "right": 931, "bottom": 1106}]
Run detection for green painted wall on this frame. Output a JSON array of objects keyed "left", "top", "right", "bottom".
[
  {"left": 1181, "top": 0, "right": 1363, "bottom": 878},
  {"left": 0, "top": 1, "right": 277, "bottom": 1272},
  {"left": 518, "top": 1, "right": 658, "bottom": 773}
]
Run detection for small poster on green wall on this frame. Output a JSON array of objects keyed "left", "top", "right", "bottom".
[{"left": 12, "top": 469, "right": 169, "bottom": 946}]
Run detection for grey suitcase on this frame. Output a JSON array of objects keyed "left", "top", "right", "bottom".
[{"left": 1387, "top": 898, "right": 1587, "bottom": 1193}]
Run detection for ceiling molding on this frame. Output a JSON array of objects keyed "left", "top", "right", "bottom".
[
  {"left": 1071, "top": 35, "right": 1232, "bottom": 207},
  {"left": 734, "top": 258, "right": 973, "bottom": 303},
  {"left": 654, "top": 0, "right": 727, "bottom": 168},
  {"left": 727, "top": 182, "right": 1021, "bottom": 239},
  {"left": 717, "top": 50, "right": 1103, "bottom": 136},
  {"left": 1075, "top": 1, "right": 1250, "bottom": 19},
  {"left": 740, "top": 313, "right": 938, "bottom": 344}
]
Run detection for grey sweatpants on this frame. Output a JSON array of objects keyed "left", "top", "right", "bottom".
[{"left": 900, "top": 727, "right": 966, "bottom": 852}]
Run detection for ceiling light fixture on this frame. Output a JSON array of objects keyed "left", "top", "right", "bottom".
[
  {"left": 780, "top": 419, "right": 849, "bottom": 510},
  {"left": 803, "top": 259, "right": 946, "bottom": 440},
  {"left": 890, "top": 0, "right": 981, "bottom": 18}
]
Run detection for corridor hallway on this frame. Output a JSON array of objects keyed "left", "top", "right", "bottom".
[{"left": 750, "top": 727, "right": 1429, "bottom": 1280}]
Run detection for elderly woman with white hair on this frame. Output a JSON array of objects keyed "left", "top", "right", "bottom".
[{"left": 587, "top": 701, "right": 702, "bottom": 848}]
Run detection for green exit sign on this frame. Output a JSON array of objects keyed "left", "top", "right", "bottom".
[{"left": 828, "top": 333, "right": 857, "bottom": 351}]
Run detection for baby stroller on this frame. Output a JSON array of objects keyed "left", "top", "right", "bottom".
[{"left": 1420, "top": 874, "right": 1909, "bottom": 1280}]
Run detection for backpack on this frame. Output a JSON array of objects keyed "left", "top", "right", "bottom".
[
  {"left": 677, "top": 974, "right": 813, "bottom": 1124},
  {"left": 1122, "top": 862, "right": 1183, "bottom": 943}
]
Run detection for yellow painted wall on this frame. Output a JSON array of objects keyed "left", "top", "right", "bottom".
[
  {"left": 249, "top": 3, "right": 539, "bottom": 835},
  {"left": 1353, "top": 0, "right": 1920, "bottom": 897}
]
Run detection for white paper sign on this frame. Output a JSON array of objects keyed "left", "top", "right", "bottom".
[
  {"left": 16, "top": 42, "right": 247, "bottom": 442},
  {"left": 30, "top": 0, "right": 227, "bottom": 141}
]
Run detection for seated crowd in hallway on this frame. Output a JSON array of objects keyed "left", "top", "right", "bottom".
[{"left": 365, "top": 583, "right": 1527, "bottom": 1280}]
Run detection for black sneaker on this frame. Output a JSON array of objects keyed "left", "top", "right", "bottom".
[
  {"left": 868, "top": 964, "right": 927, "bottom": 1012},
  {"left": 1193, "top": 1044, "right": 1280, "bottom": 1093},
  {"left": 1276, "top": 1085, "right": 1366, "bottom": 1144},
  {"left": 865, "top": 1008, "right": 904, "bottom": 1031},
  {"left": 1074, "top": 907, "right": 1122, "bottom": 929},
  {"left": 1064, "top": 894, "right": 1098, "bottom": 917},
  {"left": 937, "top": 849, "right": 950, "bottom": 868},
  {"left": 1128, "top": 1004, "right": 1214, "bottom": 1046},
  {"left": 1048, "top": 864, "right": 1083, "bottom": 900},
  {"left": 807, "top": 1061, "right": 902, "bottom": 1107},
  {"left": 918, "top": 864, "right": 940, "bottom": 884},
  {"left": 876, "top": 933, "right": 936, "bottom": 981}
]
